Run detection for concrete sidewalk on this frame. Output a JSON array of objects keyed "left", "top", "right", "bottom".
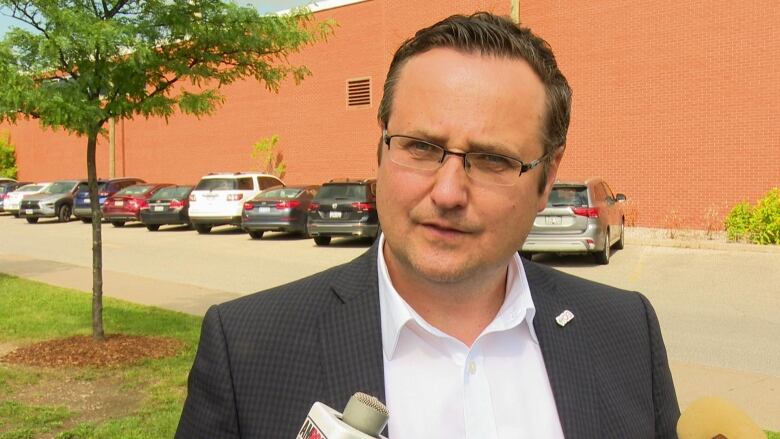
[{"left": 1, "top": 249, "right": 777, "bottom": 431}]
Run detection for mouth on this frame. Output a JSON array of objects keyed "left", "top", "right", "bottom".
[{"left": 419, "top": 221, "right": 470, "bottom": 236}]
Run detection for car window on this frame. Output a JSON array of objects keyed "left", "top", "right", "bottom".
[
  {"left": 76, "top": 183, "right": 89, "bottom": 192},
  {"left": 316, "top": 184, "right": 368, "bottom": 200},
  {"left": 195, "top": 178, "right": 237, "bottom": 190},
  {"left": 116, "top": 185, "right": 154, "bottom": 196},
  {"left": 259, "top": 188, "right": 302, "bottom": 199},
  {"left": 43, "top": 182, "right": 76, "bottom": 194},
  {"left": 548, "top": 186, "right": 588, "bottom": 207},
  {"left": 150, "top": 186, "right": 191, "bottom": 200},
  {"left": 259, "top": 177, "right": 281, "bottom": 189},
  {"left": 237, "top": 178, "right": 254, "bottom": 190},
  {"left": 18, "top": 184, "right": 44, "bottom": 192}
]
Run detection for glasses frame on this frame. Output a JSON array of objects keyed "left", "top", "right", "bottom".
[{"left": 382, "top": 130, "right": 548, "bottom": 185}]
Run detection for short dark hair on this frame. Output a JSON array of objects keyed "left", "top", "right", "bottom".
[{"left": 377, "top": 12, "right": 572, "bottom": 192}]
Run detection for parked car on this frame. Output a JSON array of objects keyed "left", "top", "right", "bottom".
[
  {"left": 102, "top": 183, "right": 173, "bottom": 227},
  {"left": 0, "top": 177, "right": 16, "bottom": 184},
  {"left": 521, "top": 179, "right": 626, "bottom": 264},
  {"left": 139, "top": 185, "right": 194, "bottom": 231},
  {"left": 0, "top": 181, "right": 31, "bottom": 212},
  {"left": 241, "top": 185, "right": 320, "bottom": 239},
  {"left": 307, "top": 178, "right": 379, "bottom": 246},
  {"left": 188, "top": 172, "right": 285, "bottom": 234},
  {"left": 3, "top": 182, "right": 52, "bottom": 217},
  {"left": 73, "top": 177, "right": 146, "bottom": 222},
  {"left": 19, "top": 179, "right": 88, "bottom": 223}
]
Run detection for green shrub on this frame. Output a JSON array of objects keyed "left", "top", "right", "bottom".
[
  {"left": 749, "top": 189, "right": 780, "bottom": 245},
  {"left": 0, "top": 130, "right": 17, "bottom": 179},
  {"left": 725, "top": 189, "right": 780, "bottom": 245},
  {"left": 724, "top": 201, "right": 752, "bottom": 241}
]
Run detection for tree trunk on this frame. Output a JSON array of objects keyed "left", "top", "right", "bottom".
[{"left": 87, "top": 127, "right": 105, "bottom": 341}]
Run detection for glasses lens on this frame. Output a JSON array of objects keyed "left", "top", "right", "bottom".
[
  {"left": 466, "top": 153, "right": 521, "bottom": 186},
  {"left": 388, "top": 137, "right": 443, "bottom": 170}
]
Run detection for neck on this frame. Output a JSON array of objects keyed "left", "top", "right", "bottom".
[{"left": 384, "top": 250, "right": 509, "bottom": 347}]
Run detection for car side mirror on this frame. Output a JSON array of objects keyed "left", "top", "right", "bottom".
[{"left": 616, "top": 193, "right": 627, "bottom": 202}]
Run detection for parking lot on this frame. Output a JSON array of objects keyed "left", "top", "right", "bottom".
[{"left": 1, "top": 213, "right": 778, "bottom": 429}]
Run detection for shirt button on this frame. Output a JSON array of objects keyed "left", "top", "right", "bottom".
[{"left": 468, "top": 361, "right": 477, "bottom": 375}]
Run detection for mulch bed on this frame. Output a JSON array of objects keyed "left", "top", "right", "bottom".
[{"left": 1, "top": 334, "right": 184, "bottom": 368}]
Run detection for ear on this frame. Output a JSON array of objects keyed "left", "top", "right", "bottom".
[
  {"left": 377, "top": 121, "right": 387, "bottom": 165},
  {"left": 537, "top": 148, "right": 564, "bottom": 212}
]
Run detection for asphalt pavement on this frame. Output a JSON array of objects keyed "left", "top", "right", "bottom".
[{"left": 1, "top": 215, "right": 778, "bottom": 430}]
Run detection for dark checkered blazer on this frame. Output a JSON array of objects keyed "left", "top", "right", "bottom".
[{"left": 176, "top": 244, "right": 680, "bottom": 438}]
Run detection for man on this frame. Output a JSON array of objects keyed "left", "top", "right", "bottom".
[{"left": 176, "top": 12, "right": 679, "bottom": 438}]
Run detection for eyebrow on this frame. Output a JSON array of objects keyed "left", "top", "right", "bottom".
[{"left": 402, "top": 128, "right": 523, "bottom": 158}]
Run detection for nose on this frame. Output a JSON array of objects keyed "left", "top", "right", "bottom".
[{"left": 429, "top": 154, "right": 469, "bottom": 210}]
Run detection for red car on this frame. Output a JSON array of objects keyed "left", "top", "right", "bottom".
[{"left": 102, "top": 183, "right": 173, "bottom": 227}]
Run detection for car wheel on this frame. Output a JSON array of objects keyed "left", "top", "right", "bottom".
[
  {"left": 80, "top": 218, "right": 91, "bottom": 224},
  {"left": 146, "top": 224, "right": 160, "bottom": 231},
  {"left": 57, "top": 204, "right": 71, "bottom": 223},
  {"left": 26, "top": 217, "right": 38, "bottom": 224},
  {"left": 13, "top": 213, "right": 19, "bottom": 218},
  {"left": 314, "top": 236, "right": 331, "bottom": 246},
  {"left": 111, "top": 221, "right": 125, "bottom": 228},
  {"left": 195, "top": 224, "right": 212, "bottom": 234},
  {"left": 249, "top": 231, "right": 264, "bottom": 240},
  {"left": 520, "top": 251, "right": 534, "bottom": 260},
  {"left": 594, "top": 228, "right": 610, "bottom": 265},
  {"left": 615, "top": 220, "right": 625, "bottom": 250}
]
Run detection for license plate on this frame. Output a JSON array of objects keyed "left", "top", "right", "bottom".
[
  {"left": 84, "top": 198, "right": 90, "bottom": 203},
  {"left": 329, "top": 211, "right": 342, "bottom": 219},
  {"left": 154, "top": 206, "right": 164, "bottom": 212},
  {"left": 258, "top": 207, "right": 271, "bottom": 214},
  {"left": 115, "top": 200, "right": 123, "bottom": 207},
  {"left": 25, "top": 209, "right": 33, "bottom": 215},
  {"left": 545, "top": 216, "right": 562, "bottom": 225}
]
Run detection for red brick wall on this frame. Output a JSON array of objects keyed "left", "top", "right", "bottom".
[
  {"left": 521, "top": 0, "right": 780, "bottom": 229},
  {"left": 6, "top": 0, "right": 779, "bottom": 228}
]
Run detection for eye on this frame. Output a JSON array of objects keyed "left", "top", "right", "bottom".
[
  {"left": 398, "top": 138, "right": 440, "bottom": 158},
  {"left": 469, "top": 153, "right": 515, "bottom": 172}
]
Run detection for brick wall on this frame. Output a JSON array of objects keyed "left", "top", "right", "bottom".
[{"left": 5, "top": 0, "right": 779, "bottom": 228}]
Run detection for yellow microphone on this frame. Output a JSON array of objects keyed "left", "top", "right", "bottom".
[{"left": 677, "top": 397, "right": 765, "bottom": 439}]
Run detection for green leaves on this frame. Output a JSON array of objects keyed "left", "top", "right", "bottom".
[{"left": 0, "top": 0, "right": 335, "bottom": 135}]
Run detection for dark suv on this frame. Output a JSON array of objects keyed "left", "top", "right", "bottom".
[
  {"left": 73, "top": 177, "right": 146, "bottom": 222},
  {"left": 307, "top": 179, "right": 380, "bottom": 246}
]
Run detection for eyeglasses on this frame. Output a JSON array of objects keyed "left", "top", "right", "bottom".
[{"left": 382, "top": 130, "right": 548, "bottom": 187}]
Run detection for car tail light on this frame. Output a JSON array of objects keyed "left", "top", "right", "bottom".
[
  {"left": 276, "top": 200, "right": 301, "bottom": 210},
  {"left": 0, "top": 194, "right": 6, "bottom": 200},
  {"left": 308, "top": 202, "right": 320, "bottom": 212},
  {"left": 572, "top": 207, "right": 599, "bottom": 218},
  {"left": 227, "top": 193, "right": 243, "bottom": 201},
  {"left": 189, "top": 193, "right": 196, "bottom": 202},
  {"left": 169, "top": 199, "right": 185, "bottom": 209},
  {"left": 243, "top": 202, "right": 254, "bottom": 211},
  {"left": 352, "top": 202, "right": 373, "bottom": 212},
  {"left": 136, "top": 199, "right": 148, "bottom": 209}
]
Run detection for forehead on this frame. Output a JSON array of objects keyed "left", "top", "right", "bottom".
[{"left": 390, "top": 48, "right": 546, "bottom": 154}]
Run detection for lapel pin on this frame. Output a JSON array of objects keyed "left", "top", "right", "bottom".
[{"left": 555, "top": 310, "right": 574, "bottom": 327}]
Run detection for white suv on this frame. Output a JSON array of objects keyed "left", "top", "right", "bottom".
[{"left": 188, "top": 172, "right": 284, "bottom": 234}]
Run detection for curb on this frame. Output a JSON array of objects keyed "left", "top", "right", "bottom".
[{"left": 625, "top": 227, "right": 780, "bottom": 254}]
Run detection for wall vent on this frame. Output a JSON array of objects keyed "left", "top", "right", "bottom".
[{"left": 347, "top": 77, "right": 371, "bottom": 108}]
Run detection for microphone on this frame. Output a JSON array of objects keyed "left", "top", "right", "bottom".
[{"left": 297, "top": 392, "right": 389, "bottom": 439}]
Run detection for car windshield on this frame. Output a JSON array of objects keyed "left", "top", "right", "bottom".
[
  {"left": 547, "top": 186, "right": 588, "bottom": 207},
  {"left": 316, "top": 184, "right": 367, "bottom": 200},
  {"left": 18, "top": 184, "right": 44, "bottom": 192},
  {"left": 42, "top": 181, "right": 76, "bottom": 194},
  {"left": 195, "top": 178, "right": 251, "bottom": 191},
  {"left": 116, "top": 185, "right": 154, "bottom": 196},
  {"left": 257, "top": 188, "right": 303, "bottom": 199},
  {"left": 150, "top": 186, "right": 192, "bottom": 200}
]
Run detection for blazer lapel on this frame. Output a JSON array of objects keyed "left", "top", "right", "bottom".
[
  {"left": 525, "top": 262, "right": 600, "bottom": 438},
  {"left": 319, "top": 243, "right": 386, "bottom": 411}
]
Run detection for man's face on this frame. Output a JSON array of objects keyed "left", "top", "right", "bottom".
[{"left": 377, "top": 48, "right": 560, "bottom": 285}]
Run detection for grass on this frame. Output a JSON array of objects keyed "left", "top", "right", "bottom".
[{"left": 0, "top": 273, "right": 202, "bottom": 438}]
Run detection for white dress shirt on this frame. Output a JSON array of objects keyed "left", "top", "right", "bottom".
[{"left": 377, "top": 236, "right": 564, "bottom": 439}]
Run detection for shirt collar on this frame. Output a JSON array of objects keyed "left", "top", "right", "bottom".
[{"left": 377, "top": 234, "right": 538, "bottom": 361}]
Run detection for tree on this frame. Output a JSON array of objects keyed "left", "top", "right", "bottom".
[
  {"left": 0, "top": 130, "right": 17, "bottom": 178},
  {"left": 251, "top": 134, "right": 286, "bottom": 179},
  {"left": 0, "top": 0, "right": 333, "bottom": 340}
]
